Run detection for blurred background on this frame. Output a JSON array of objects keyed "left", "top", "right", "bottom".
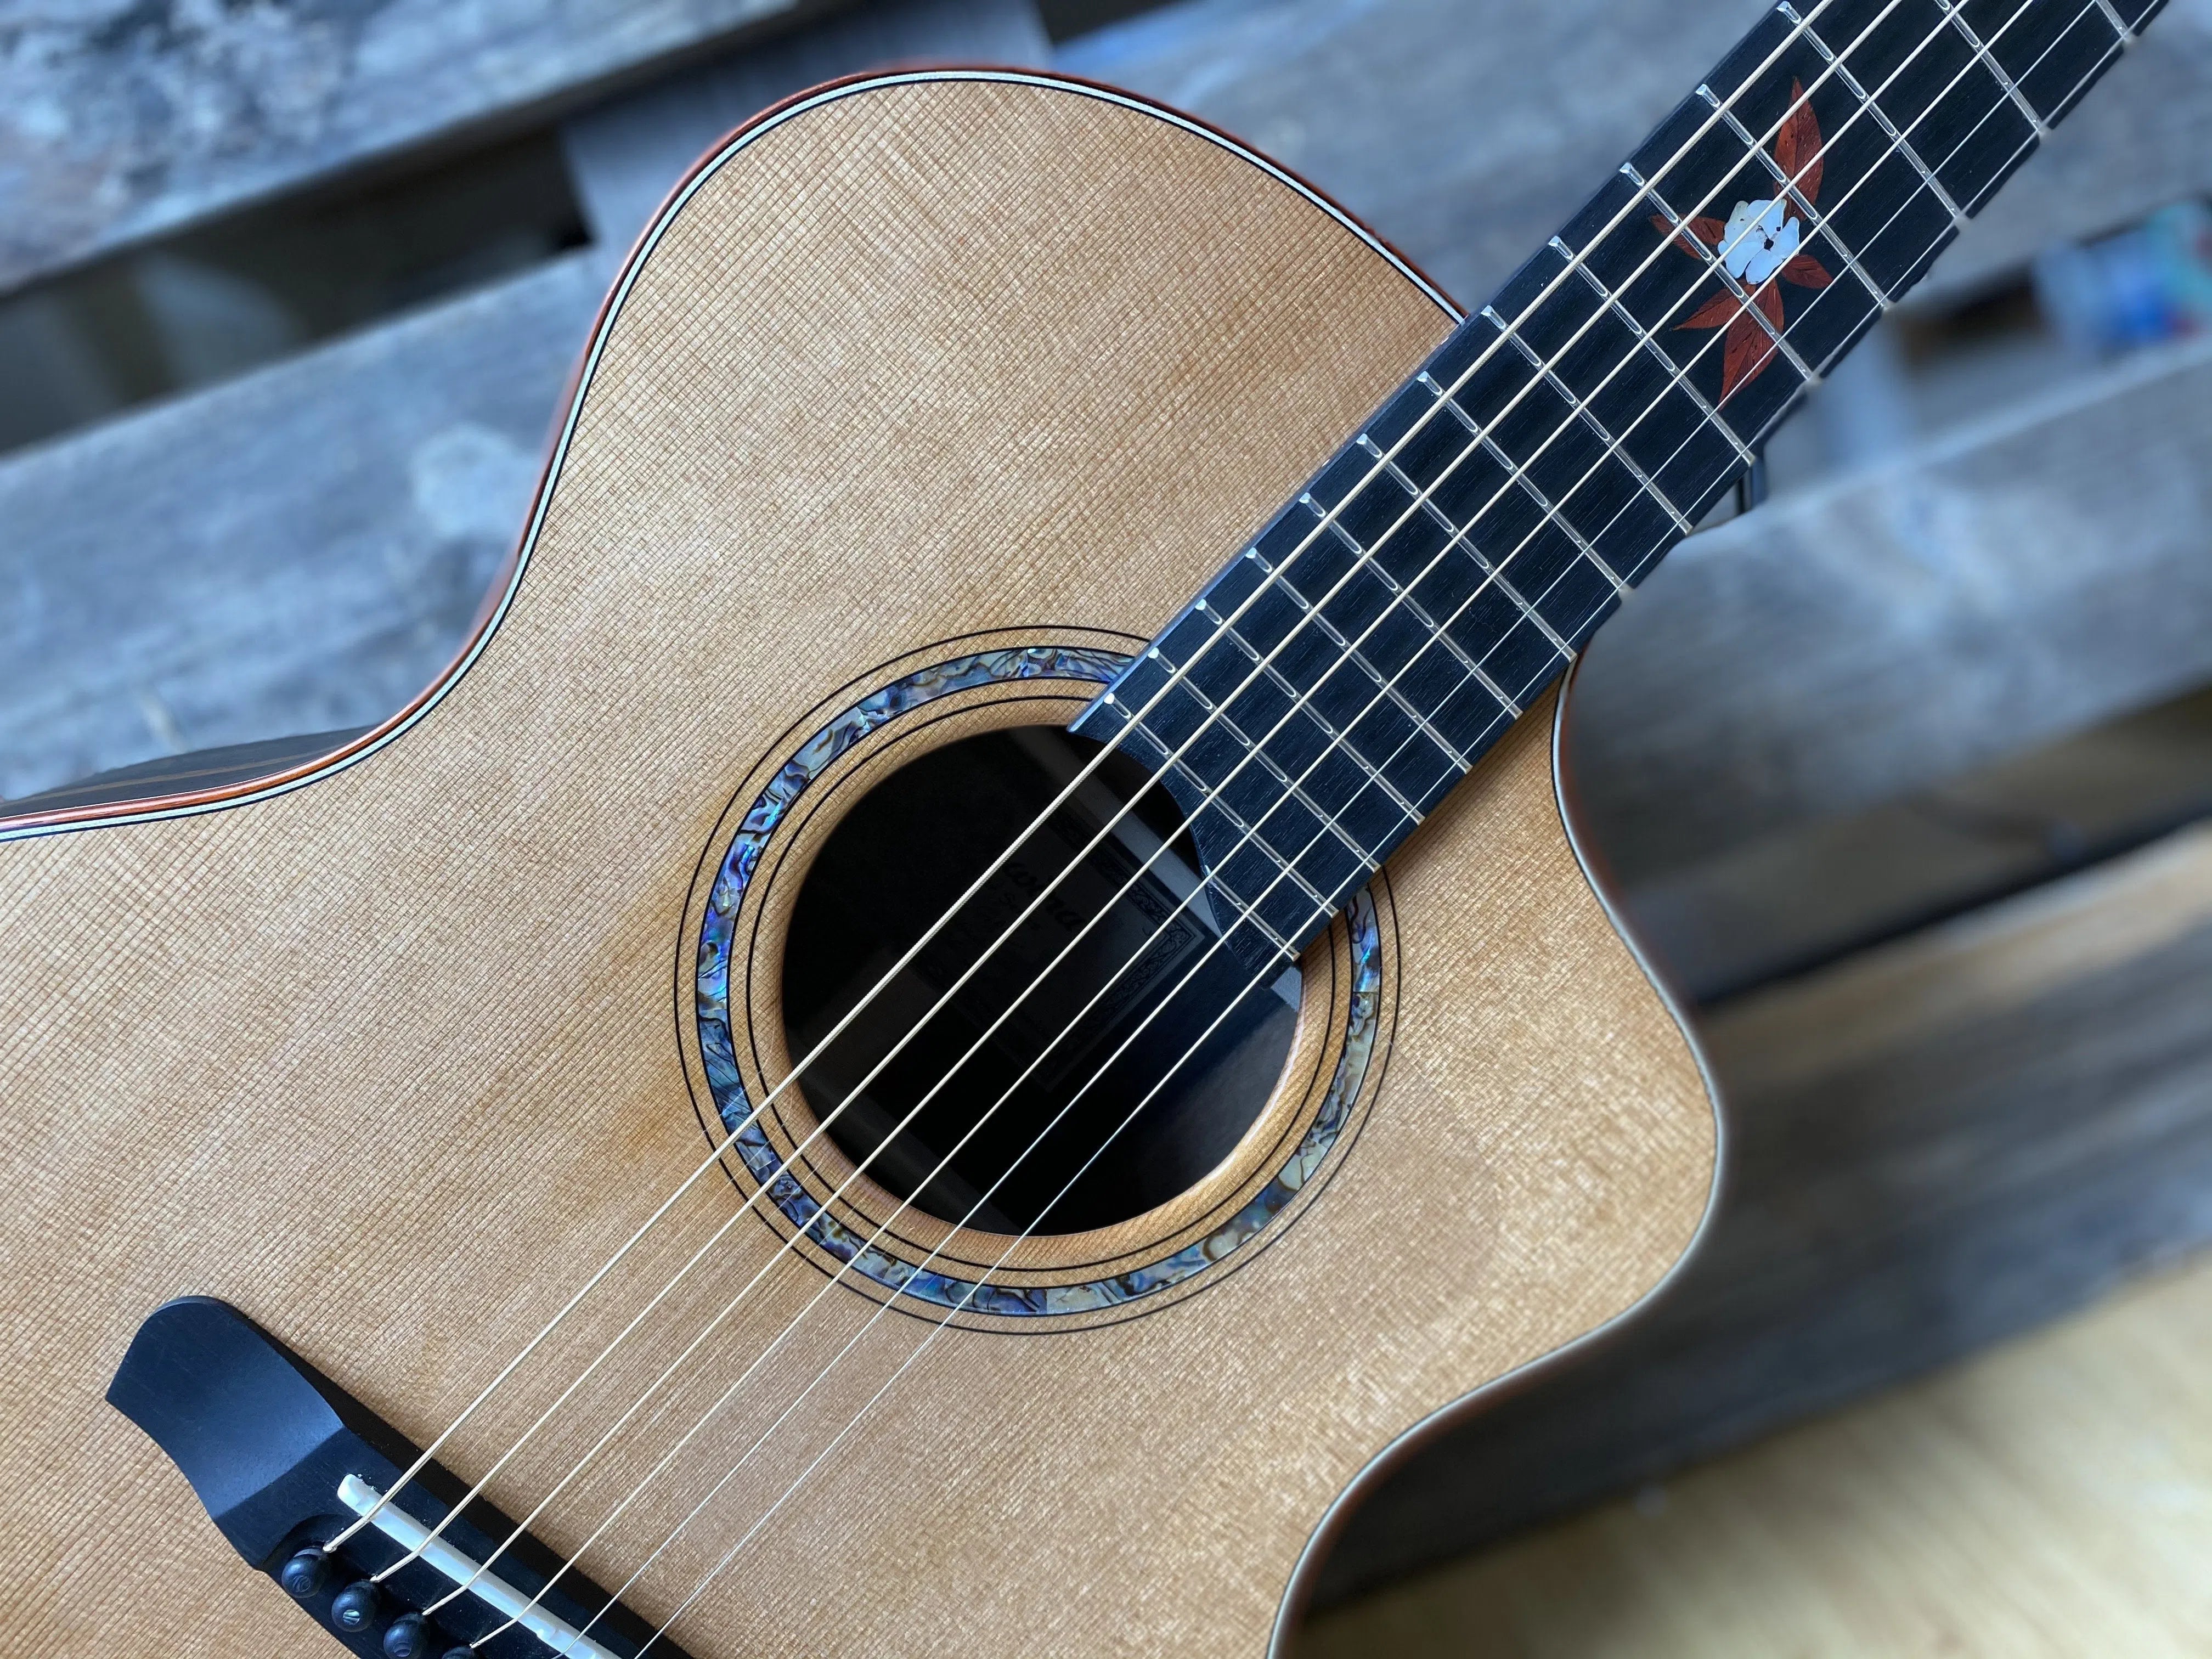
[{"left": 4, "top": 0, "right": 2208, "bottom": 1651}]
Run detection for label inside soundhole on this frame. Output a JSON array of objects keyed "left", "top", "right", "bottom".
[{"left": 781, "top": 727, "right": 1301, "bottom": 1237}]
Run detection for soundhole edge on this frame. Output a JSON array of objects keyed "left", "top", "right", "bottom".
[{"left": 684, "top": 638, "right": 1391, "bottom": 1328}]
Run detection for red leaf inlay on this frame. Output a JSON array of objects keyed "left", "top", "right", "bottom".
[
  {"left": 1755, "top": 280, "right": 1787, "bottom": 337},
  {"left": 1651, "top": 213, "right": 1734, "bottom": 259},
  {"left": 1677, "top": 290, "right": 1743, "bottom": 330},
  {"left": 1773, "top": 78, "right": 1824, "bottom": 207},
  {"left": 1780, "top": 252, "right": 1833, "bottom": 289},
  {"left": 1719, "top": 312, "right": 1773, "bottom": 402}
]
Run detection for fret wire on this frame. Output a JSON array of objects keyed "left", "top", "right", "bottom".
[
  {"left": 2089, "top": 0, "right": 2135, "bottom": 38},
  {"left": 1336, "top": 436, "right": 1531, "bottom": 708},
  {"left": 1205, "top": 607, "right": 1438, "bottom": 831},
  {"left": 1299, "top": 512, "right": 1483, "bottom": 769},
  {"left": 1118, "top": 712, "right": 1342, "bottom": 915},
  {"left": 1559, "top": 242, "right": 1754, "bottom": 482},
  {"left": 1338, "top": 382, "right": 1582, "bottom": 667},
  {"left": 1288, "top": 499, "right": 1485, "bottom": 766},
  {"left": 1188, "top": 596, "right": 1428, "bottom": 827},
  {"left": 1478, "top": 307, "right": 1639, "bottom": 596},
  {"left": 1151, "top": 757, "right": 1340, "bottom": 916},
  {"left": 1779, "top": 1, "right": 1972, "bottom": 230},
  {"left": 1533, "top": 251, "right": 1699, "bottom": 532},
  {"left": 1933, "top": 0, "right": 2057, "bottom": 135},
  {"left": 1697, "top": 88, "right": 1898, "bottom": 304},
  {"left": 1152, "top": 630, "right": 1393, "bottom": 872}
]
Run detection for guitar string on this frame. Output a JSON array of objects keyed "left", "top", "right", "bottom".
[
  {"left": 616, "top": 24, "right": 2130, "bottom": 1647},
  {"left": 416, "top": 0, "right": 2070, "bottom": 1601},
  {"left": 418, "top": 0, "right": 1921, "bottom": 1593},
  {"left": 422, "top": 0, "right": 2061, "bottom": 1610},
  {"left": 475, "top": 3, "right": 2091, "bottom": 1641},
  {"left": 331, "top": 0, "right": 1858, "bottom": 1564},
  {"left": 402, "top": 0, "right": 2123, "bottom": 1601},
  {"left": 618, "top": 6, "right": 2127, "bottom": 1637}
]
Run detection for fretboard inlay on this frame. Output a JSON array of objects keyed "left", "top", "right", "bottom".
[{"left": 1075, "top": 0, "right": 2163, "bottom": 964}]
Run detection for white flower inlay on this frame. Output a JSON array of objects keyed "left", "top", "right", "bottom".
[{"left": 1722, "top": 198, "right": 1801, "bottom": 285}]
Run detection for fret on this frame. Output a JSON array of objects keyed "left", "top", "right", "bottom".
[
  {"left": 1393, "top": 495, "right": 1583, "bottom": 674},
  {"left": 1557, "top": 182, "right": 1785, "bottom": 511},
  {"left": 1403, "top": 315, "right": 1667, "bottom": 626},
  {"left": 1209, "top": 586, "right": 1453, "bottom": 820},
  {"left": 1152, "top": 596, "right": 1416, "bottom": 859},
  {"left": 1297, "top": 510, "right": 1481, "bottom": 769},
  {"left": 1148, "top": 637, "right": 1392, "bottom": 874},
  {"left": 1933, "top": 0, "right": 2055, "bottom": 137},
  {"left": 1354, "top": 436, "right": 1551, "bottom": 710},
  {"left": 1172, "top": 568, "right": 1440, "bottom": 855},
  {"left": 1333, "top": 637, "right": 1520, "bottom": 819},
  {"left": 1843, "top": 0, "right": 2040, "bottom": 213},
  {"left": 1299, "top": 414, "right": 1584, "bottom": 693},
  {"left": 1476, "top": 304, "right": 1658, "bottom": 597},
  {"left": 1093, "top": 693, "right": 1310, "bottom": 938},
  {"left": 1954, "top": 0, "right": 2130, "bottom": 123},
  {"left": 1558, "top": 244, "right": 1753, "bottom": 485},
  {"left": 1246, "top": 533, "right": 1462, "bottom": 818},
  {"left": 1147, "top": 759, "right": 1339, "bottom": 917},
  {"left": 1248, "top": 496, "right": 1480, "bottom": 764},
  {"left": 1296, "top": 492, "right": 1475, "bottom": 698},
  {"left": 1536, "top": 251, "right": 1698, "bottom": 534}
]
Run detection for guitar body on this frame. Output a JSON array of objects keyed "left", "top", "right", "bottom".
[{"left": 0, "top": 74, "right": 1717, "bottom": 1657}]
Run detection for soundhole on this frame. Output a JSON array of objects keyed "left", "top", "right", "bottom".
[{"left": 781, "top": 726, "right": 1301, "bottom": 1237}]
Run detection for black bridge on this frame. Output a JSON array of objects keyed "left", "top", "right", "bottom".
[{"left": 108, "top": 1298, "right": 690, "bottom": 1659}]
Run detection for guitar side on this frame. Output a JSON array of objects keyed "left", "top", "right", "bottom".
[{"left": 0, "top": 73, "right": 1717, "bottom": 1657}]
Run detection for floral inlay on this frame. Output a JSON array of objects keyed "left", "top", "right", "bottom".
[
  {"left": 693, "top": 645, "right": 1385, "bottom": 1319},
  {"left": 1654, "top": 79, "right": 1835, "bottom": 400}
]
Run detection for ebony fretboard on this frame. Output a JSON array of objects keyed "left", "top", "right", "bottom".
[{"left": 1075, "top": 0, "right": 2162, "bottom": 965}]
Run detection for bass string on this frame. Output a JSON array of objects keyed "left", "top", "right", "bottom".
[
  {"left": 466, "top": 3, "right": 2096, "bottom": 1642},
  {"left": 379, "top": 0, "right": 1884, "bottom": 1584},
  {"left": 616, "top": 9, "right": 2132, "bottom": 1643},
  {"left": 360, "top": 0, "right": 1954, "bottom": 1573}
]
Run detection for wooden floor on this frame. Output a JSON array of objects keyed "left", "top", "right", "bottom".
[{"left": 1299, "top": 1248, "right": 2212, "bottom": 1658}]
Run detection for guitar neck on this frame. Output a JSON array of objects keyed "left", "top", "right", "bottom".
[{"left": 1074, "top": 0, "right": 2162, "bottom": 961}]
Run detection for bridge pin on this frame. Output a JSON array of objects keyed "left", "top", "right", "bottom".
[
  {"left": 329, "top": 1579, "right": 381, "bottom": 1634},
  {"left": 277, "top": 1548, "right": 328, "bottom": 1600}
]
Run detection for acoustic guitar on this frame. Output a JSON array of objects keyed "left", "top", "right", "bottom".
[{"left": 0, "top": 2, "right": 2162, "bottom": 1654}]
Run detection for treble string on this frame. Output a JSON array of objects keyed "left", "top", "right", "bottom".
[
  {"left": 475, "top": 2, "right": 2100, "bottom": 1642},
  {"left": 597, "top": 8, "right": 2129, "bottom": 1647},
  {"left": 331, "top": 0, "right": 1862, "bottom": 1568}
]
